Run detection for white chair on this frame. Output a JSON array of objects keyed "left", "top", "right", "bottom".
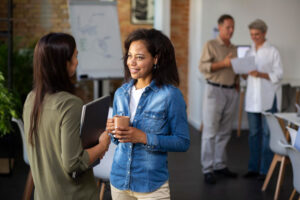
[
  {"left": 11, "top": 118, "right": 34, "bottom": 200},
  {"left": 286, "top": 127, "right": 297, "bottom": 146},
  {"left": 262, "top": 113, "right": 289, "bottom": 200},
  {"left": 93, "top": 142, "right": 117, "bottom": 200},
  {"left": 93, "top": 107, "right": 116, "bottom": 200},
  {"left": 279, "top": 128, "right": 300, "bottom": 200}
]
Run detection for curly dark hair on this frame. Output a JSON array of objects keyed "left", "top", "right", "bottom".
[{"left": 123, "top": 28, "right": 179, "bottom": 87}]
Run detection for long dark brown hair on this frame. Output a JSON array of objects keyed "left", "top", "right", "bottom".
[
  {"left": 123, "top": 28, "right": 179, "bottom": 87},
  {"left": 29, "top": 32, "right": 76, "bottom": 145}
]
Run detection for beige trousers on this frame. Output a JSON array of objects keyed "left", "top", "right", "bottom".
[
  {"left": 110, "top": 181, "right": 170, "bottom": 200},
  {"left": 201, "top": 83, "right": 238, "bottom": 173}
]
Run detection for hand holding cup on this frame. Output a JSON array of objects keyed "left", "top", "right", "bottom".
[
  {"left": 114, "top": 115, "right": 130, "bottom": 130},
  {"left": 106, "top": 118, "right": 115, "bottom": 134}
]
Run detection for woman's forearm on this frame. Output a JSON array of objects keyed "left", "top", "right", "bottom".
[{"left": 86, "top": 143, "right": 107, "bottom": 165}]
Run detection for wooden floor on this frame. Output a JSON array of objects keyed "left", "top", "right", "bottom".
[{"left": 0, "top": 125, "right": 295, "bottom": 200}]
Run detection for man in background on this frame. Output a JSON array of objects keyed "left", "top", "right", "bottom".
[{"left": 199, "top": 14, "right": 238, "bottom": 184}]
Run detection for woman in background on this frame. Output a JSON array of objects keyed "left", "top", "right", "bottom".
[
  {"left": 106, "top": 28, "right": 190, "bottom": 200},
  {"left": 23, "top": 32, "right": 110, "bottom": 200},
  {"left": 243, "top": 19, "right": 283, "bottom": 180}
]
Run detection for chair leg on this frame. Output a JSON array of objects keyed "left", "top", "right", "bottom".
[
  {"left": 99, "top": 181, "right": 105, "bottom": 200},
  {"left": 199, "top": 123, "right": 203, "bottom": 133},
  {"left": 274, "top": 156, "right": 287, "bottom": 200},
  {"left": 289, "top": 189, "right": 296, "bottom": 200},
  {"left": 22, "top": 169, "right": 34, "bottom": 200},
  {"left": 237, "top": 89, "right": 245, "bottom": 137},
  {"left": 262, "top": 154, "right": 280, "bottom": 191}
]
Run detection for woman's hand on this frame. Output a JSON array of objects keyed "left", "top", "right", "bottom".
[
  {"left": 86, "top": 131, "right": 111, "bottom": 164},
  {"left": 249, "top": 70, "right": 260, "bottom": 77},
  {"left": 106, "top": 118, "right": 115, "bottom": 134},
  {"left": 241, "top": 74, "right": 248, "bottom": 79},
  {"left": 98, "top": 131, "right": 111, "bottom": 159},
  {"left": 114, "top": 127, "right": 147, "bottom": 144},
  {"left": 248, "top": 70, "right": 270, "bottom": 80}
]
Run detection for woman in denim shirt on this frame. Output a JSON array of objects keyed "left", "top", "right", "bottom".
[{"left": 106, "top": 29, "right": 190, "bottom": 199}]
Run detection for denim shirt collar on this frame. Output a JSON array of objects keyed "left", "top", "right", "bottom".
[{"left": 120, "top": 79, "right": 159, "bottom": 94}]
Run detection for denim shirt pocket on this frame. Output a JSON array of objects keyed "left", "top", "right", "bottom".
[{"left": 143, "top": 111, "right": 167, "bottom": 134}]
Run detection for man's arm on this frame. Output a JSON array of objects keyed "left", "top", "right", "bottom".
[{"left": 211, "top": 53, "right": 233, "bottom": 72}]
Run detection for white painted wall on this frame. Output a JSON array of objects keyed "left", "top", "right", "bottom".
[
  {"left": 154, "top": 0, "right": 170, "bottom": 37},
  {"left": 188, "top": 0, "right": 300, "bottom": 130},
  {"left": 188, "top": 0, "right": 205, "bottom": 129}
]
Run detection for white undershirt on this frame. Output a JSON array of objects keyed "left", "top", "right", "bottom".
[{"left": 129, "top": 85, "right": 146, "bottom": 123}]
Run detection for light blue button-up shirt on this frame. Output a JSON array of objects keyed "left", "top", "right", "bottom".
[{"left": 110, "top": 80, "right": 190, "bottom": 192}]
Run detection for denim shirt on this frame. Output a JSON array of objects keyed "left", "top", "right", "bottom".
[{"left": 110, "top": 80, "right": 190, "bottom": 193}]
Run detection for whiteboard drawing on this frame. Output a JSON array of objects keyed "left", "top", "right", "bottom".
[{"left": 69, "top": 1, "right": 123, "bottom": 79}]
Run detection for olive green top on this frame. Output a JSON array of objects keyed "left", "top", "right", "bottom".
[{"left": 23, "top": 91, "right": 98, "bottom": 200}]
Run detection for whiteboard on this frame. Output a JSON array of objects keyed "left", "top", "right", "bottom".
[{"left": 68, "top": 0, "right": 123, "bottom": 79}]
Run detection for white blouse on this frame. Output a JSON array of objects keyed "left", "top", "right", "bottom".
[{"left": 245, "top": 41, "right": 283, "bottom": 113}]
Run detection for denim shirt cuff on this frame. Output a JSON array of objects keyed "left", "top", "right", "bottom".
[
  {"left": 110, "top": 134, "right": 119, "bottom": 145},
  {"left": 146, "top": 133, "right": 158, "bottom": 150}
]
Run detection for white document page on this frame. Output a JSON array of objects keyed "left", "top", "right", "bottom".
[{"left": 231, "top": 56, "right": 256, "bottom": 74}]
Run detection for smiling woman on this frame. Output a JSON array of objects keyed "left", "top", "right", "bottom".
[
  {"left": 106, "top": 28, "right": 190, "bottom": 200},
  {"left": 126, "top": 40, "right": 157, "bottom": 88},
  {"left": 243, "top": 19, "right": 283, "bottom": 183}
]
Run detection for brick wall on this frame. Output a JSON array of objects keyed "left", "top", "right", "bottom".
[
  {"left": 0, "top": 0, "right": 153, "bottom": 48},
  {"left": 0, "top": 0, "right": 189, "bottom": 104},
  {"left": 0, "top": 1, "right": 9, "bottom": 35},
  {"left": 117, "top": 0, "right": 152, "bottom": 49},
  {"left": 1, "top": 0, "right": 71, "bottom": 47},
  {"left": 171, "top": 0, "right": 189, "bottom": 103}
]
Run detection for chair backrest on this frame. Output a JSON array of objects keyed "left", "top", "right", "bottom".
[
  {"left": 263, "top": 112, "right": 288, "bottom": 156},
  {"left": 281, "top": 141, "right": 300, "bottom": 193},
  {"left": 286, "top": 126, "right": 297, "bottom": 146},
  {"left": 93, "top": 106, "right": 116, "bottom": 181},
  {"left": 11, "top": 118, "right": 29, "bottom": 165},
  {"left": 93, "top": 142, "right": 117, "bottom": 181}
]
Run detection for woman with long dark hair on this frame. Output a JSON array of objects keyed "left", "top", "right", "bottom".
[
  {"left": 23, "top": 32, "right": 110, "bottom": 199},
  {"left": 106, "top": 28, "right": 190, "bottom": 199}
]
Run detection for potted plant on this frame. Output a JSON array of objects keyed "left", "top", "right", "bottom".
[
  {"left": 0, "top": 39, "right": 34, "bottom": 174},
  {"left": 0, "top": 71, "right": 21, "bottom": 174},
  {"left": 0, "top": 39, "right": 34, "bottom": 103},
  {"left": 0, "top": 71, "right": 20, "bottom": 137}
]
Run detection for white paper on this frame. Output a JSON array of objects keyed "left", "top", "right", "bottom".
[
  {"left": 296, "top": 103, "right": 300, "bottom": 117},
  {"left": 231, "top": 56, "right": 256, "bottom": 74}
]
